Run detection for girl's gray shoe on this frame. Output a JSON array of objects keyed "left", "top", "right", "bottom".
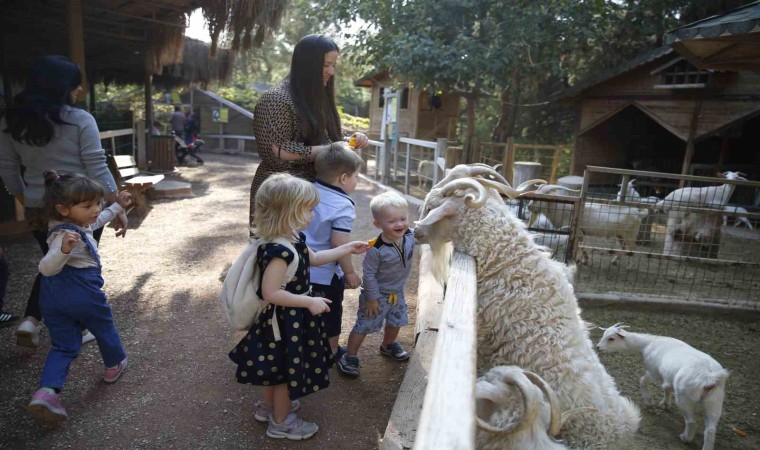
[
  {"left": 266, "top": 412, "right": 318, "bottom": 440},
  {"left": 254, "top": 399, "right": 301, "bottom": 422}
]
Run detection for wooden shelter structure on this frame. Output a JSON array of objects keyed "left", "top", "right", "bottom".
[
  {"left": 354, "top": 71, "right": 461, "bottom": 142},
  {"left": 560, "top": 45, "right": 760, "bottom": 191},
  {"left": 0, "top": 0, "right": 286, "bottom": 232},
  {"left": 667, "top": 0, "right": 760, "bottom": 72}
]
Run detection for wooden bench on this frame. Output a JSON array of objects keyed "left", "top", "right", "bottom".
[{"left": 108, "top": 154, "right": 164, "bottom": 214}]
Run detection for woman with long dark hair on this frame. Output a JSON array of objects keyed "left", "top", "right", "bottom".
[
  {"left": 249, "top": 34, "right": 369, "bottom": 229},
  {"left": 0, "top": 55, "right": 127, "bottom": 348}
]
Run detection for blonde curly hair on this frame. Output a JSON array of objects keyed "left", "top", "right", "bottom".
[{"left": 252, "top": 173, "right": 319, "bottom": 240}]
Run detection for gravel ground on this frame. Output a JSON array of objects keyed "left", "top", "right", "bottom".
[{"left": 0, "top": 153, "right": 418, "bottom": 449}]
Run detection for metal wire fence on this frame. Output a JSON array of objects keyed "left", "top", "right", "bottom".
[{"left": 568, "top": 167, "right": 760, "bottom": 308}]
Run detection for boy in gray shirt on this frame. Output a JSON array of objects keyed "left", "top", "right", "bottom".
[{"left": 338, "top": 192, "right": 414, "bottom": 377}]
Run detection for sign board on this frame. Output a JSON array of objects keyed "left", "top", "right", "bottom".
[{"left": 212, "top": 107, "right": 229, "bottom": 123}]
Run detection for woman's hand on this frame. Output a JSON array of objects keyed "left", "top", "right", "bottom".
[
  {"left": 61, "top": 231, "right": 79, "bottom": 254},
  {"left": 349, "top": 132, "right": 369, "bottom": 149},
  {"left": 308, "top": 297, "right": 332, "bottom": 315},
  {"left": 116, "top": 190, "right": 133, "bottom": 209}
]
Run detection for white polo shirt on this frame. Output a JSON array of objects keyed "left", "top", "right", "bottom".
[{"left": 304, "top": 180, "right": 356, "bottom": 285}]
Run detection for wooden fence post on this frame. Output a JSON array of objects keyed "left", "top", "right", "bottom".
[{"left": 504, "top": 137, "right": 515, "bottom": 185}]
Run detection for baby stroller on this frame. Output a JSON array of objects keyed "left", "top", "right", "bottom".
[{"left": 173, "top": 132, "right": 204, "bottom": 165}]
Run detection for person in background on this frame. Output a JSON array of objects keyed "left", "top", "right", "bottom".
[
  {"left": 0, "top": 55, "right": 127, "bottom": 350},
  {"left": 169, "top": 105, "right": 186, "bottom": 138},
  {"left": 248, "top": 34, "right": 369, "bottom": 234},
  {"left": 150, "top": 120, "right": 162, "bottom": 136}
]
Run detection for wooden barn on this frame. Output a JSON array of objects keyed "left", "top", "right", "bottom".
[
  {"left": 564, "top": 44, "right": 760, "bottom": 192},
  {"left": 354, "top": 71, "right": 461, "bottom": 141}
]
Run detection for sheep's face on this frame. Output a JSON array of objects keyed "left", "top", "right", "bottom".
[{"left": 595, "top": 326, "right": 628, "bottom": 352}]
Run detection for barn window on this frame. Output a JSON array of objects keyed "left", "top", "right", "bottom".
[
  {"left": 652, "top": 57, "right": 711, "bottom": 89},
  {"left": 400, "top": 87, "right": 410, "bottom": 109},
  {"left": 378, "top": 87, "right": 385, "bottom": 108}
]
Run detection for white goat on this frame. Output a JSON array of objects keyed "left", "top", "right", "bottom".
[
  {"left": 722, "top": 205, "right": 753, "bottom": 229},
  {"left": 414, "top": 164, "right": 640, "bottom": 448},
  {"left": 656, "top": 171, "right": 747, "bottom": 211},
  {"left": 527, "top": 213, "right": 569, "bottom": 259},
  {"left": 596, "top": 324, "right": 729, "bottom": 450},
  {"left": 656, "top": 172, "right": 748, "bottom": 255},
  {"left": 616, "top": 179, "right": 659, "bottom": 206},
  {"left": 476, "top": 366, "right": 567, "bottom": 450},
  {"left": 530, "top": 184, "right": 647, "bottom": 266}
]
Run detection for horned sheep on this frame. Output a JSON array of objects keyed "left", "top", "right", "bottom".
[
  {"left": 414, "top": 164, "right": 640, "bottom": 448},
  {"left": 476, "top": 366, "right": 567, "bottom": 450}
]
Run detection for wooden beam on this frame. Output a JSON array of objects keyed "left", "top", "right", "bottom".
[
  {"left": 87, "top": 6, "right": 186, "bottom": 28},
  {"left": 68, "top": 0, "right": 88, "bottom": 91},
  {"left": 144, "top": 71, "right": 153, "bottom": 160},
  {"left": 680, "top": 98, "right": 703, "bottom": 185}
]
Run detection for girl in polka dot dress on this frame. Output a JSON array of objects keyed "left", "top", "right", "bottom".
[{"left": 229, "top": 173, "right": 368, "bottom": 440}]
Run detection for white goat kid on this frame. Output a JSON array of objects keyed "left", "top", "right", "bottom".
[
  {"left": 476, "top": 366, "right": 567, "bottom": 450},
  {"left": 596, "top": 324, "right": 729, "bottom": 450},
  {"left": 722, "top": 205, "right": 753, "bottom": 229},
  {"left": 414, "top": 164, "right": 640, "bottom": 449},
  {"left": 531, "top": 184, "right": 647, "bottom": 266}
]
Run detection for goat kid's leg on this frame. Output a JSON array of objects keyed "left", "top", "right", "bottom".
[
  {"left": 658, "top": 384, "right": 673, "bottom": 409},
  {"left": 675, "top": 391, "right": 698, "bottom": 443},
  {"left": 701, "top": 389, "right": 726, "bottom": 450},
  {"left": 639, "top": 372, "right": 654, "bottom": 406}
]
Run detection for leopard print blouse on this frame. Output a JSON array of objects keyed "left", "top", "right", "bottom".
[{"left": 249, "top": 80, "right": 331, "bottom": 228}]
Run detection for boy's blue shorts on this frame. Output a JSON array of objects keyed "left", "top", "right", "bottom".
[{"left": 351, "top": 291, "right": 409, "bottom": 335}]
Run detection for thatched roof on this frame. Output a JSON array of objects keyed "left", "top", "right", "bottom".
[{"left": 0, "top": 0, "right": 286, "bottom": 88}]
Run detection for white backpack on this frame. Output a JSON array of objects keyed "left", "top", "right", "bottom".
[{"left": 221, "top": 237, "right": 300, "bottom": 331}]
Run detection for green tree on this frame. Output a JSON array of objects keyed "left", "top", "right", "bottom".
[{"left": 320, "top": 0, "right": 753, "bottom": 154}]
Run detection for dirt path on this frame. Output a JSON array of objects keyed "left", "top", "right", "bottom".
[{"left": 0, "top": 153, "right": 418, "bottom": 449}]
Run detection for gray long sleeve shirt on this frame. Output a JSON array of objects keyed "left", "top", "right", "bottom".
[
  {"left": 361, "top": 228, "right": 415, "bottom": 301},
  {"left": 0, "top": 106, "right": 117, "bottom": 208}
]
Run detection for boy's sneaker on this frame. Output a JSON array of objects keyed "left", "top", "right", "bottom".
[
  {"left": 16, "top": 319, "right": 41, "bottom": 350},
  {"left": 334, "top": 345, "right": 347, "bottom": 362},
  {"left": 337, "top": 354, "right": 360, "bottom": 377},
  {"left": 380, "top": 342, "right": 410, "bottom": 361},
  {"left": 27, "top": 389, "right": 68, "bottom": 423},
  {"left": 266, "top": 412, "right": 318, "bottom": 440},
  {"left": 104, "top": 356, "right": 128, "bottom": 383},
  {"left": 82, "top": 330, "right": 96, "bottom": 345},
  {"left": 254, "top": 399, "right": 301, "bottom": 422}
]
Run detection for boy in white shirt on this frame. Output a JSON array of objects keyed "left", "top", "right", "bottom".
[{"left": 304, "top": 143, "right": 363, "bottom": 359}]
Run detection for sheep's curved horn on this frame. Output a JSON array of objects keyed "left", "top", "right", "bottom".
[
  {"left": 476, "top": 370, "right": 540, "bottom": 435},
  {"left": 432, "top": 164, "right": 510, "bottom": 190},
  {"left": 523, "top": 371, "right": 561, "bottom": 437},
  {"left": 536, "top": 184, "right": 580, "bottom": 195},
  {"left": 438, "top": 178, "right": 489, "bottom": 208},
  {"left": 476, "top": 178, "right": 546, "bottom": 200}
]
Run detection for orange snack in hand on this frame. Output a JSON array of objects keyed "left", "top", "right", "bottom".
[{"left": 348, "top": 136, "right": 357, "bottom": 148}]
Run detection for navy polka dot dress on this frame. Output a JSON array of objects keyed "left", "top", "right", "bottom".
[{"left": 229, "top": 233, "right": 333, "bottom": 399}]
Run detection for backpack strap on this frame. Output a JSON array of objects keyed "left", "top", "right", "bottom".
[{"left": 267, "top": 237, "right": 301, "bottom": 342}]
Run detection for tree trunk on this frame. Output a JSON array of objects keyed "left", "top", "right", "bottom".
[
  {"left": 491, "top": 67, "right": 521, "bottom": 143},
  {"left": 463, "top": 93, "right": 478, "bottom": 164}
]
